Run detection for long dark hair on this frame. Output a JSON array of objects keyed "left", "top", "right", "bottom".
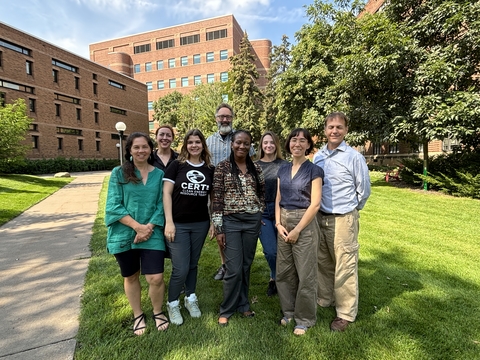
[
  {"left": 178, "top": 129, "right": 212, "bottom": 167},
  {"left": 122, "top": 132, "right": 154, "bottom": 184},
  {"left": 229, "top": 130, "right": 261, "bottom": 196}
]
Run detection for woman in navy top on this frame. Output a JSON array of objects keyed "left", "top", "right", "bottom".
[{"left": 275, "top": 128, "right": 324, "bottom": 336}]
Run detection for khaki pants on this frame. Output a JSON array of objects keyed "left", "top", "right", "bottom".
[
  {"left": 317, "top": 209, "right": 359, "bottom": 322},
  {"left": 276, "top": 208, "right": 319, "bottom": 328}
]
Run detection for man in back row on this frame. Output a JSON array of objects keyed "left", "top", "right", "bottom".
[
  {"left": 313, "top": 111, "right": 371, "bottom": 332},
  {"left": 206, "top": 103, "right": 255, "bottom": 280}
]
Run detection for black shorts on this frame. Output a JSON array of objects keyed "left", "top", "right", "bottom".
[{"left": 114, "top": 249, "right": 166, "bottom": 277}]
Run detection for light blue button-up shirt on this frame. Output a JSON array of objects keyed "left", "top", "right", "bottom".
[
  {"left": 206, "top": 131, "right": 256, "bottom": 166},
  {"left": 313, "top": 141, "right": 371, "bottom": 214}
]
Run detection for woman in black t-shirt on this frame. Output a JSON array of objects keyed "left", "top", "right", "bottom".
[{"left": 162, "top": 129, "right": 214, "bottom": 326}]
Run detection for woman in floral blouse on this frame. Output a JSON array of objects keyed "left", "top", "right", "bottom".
[{"left": 212, "top": 130, "right": 265, "bottom": 326}]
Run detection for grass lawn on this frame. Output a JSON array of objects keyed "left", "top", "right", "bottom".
[
  {"left": 75, "top": 173, "right": 480, "bottom": 359},
  {"left": 0, "top": 174, "right": 73, "bottom": 226}
]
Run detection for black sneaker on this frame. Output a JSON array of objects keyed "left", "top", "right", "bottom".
[
  {"left": 267, "top": 280, "right": 277, "bottom": 296},
  {"left": 213, "top": 264, "right": 226, "bottom": 280}
]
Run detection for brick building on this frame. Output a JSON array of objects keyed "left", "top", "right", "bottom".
[
  {"left": 0, "top": 22, "right": 148, "bottom": 160},
  {"left": 89, "top": 14, "right": 272, "bottom": 132}
]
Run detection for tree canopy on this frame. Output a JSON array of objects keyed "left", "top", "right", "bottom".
[{"left": 0, "top": 98, "right": 32, "bottom": 162}]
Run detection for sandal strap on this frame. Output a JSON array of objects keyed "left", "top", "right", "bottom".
[{"left": 133, "top": 313, "right": 146, "bottom": 332}]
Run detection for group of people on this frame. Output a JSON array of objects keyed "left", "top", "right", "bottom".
[{"left": 105, "top": 104, "right": 371, "bottom": 337}]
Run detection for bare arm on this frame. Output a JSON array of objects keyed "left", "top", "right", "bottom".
[{"left": 163, "top": 181, "right": 175, "bottom": 242}]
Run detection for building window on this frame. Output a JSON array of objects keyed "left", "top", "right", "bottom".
[
  {"left": 53, "top": 69, "right": 59, "bottom": 83},
  {"left": 29, "top": 123, "right": 38, "bottom": 131},
  {"left": 55, "top": 93, "right": 80, "bottom": 104},
  {"left": 145, "top": 62, "right": 152, "bottom": 72},
  {"left": 220, "top": 50, "right": 228, "bottom": 60},
  {"left": 32, "top": 135, "right": 39, "bottom": 149},
  {"left": 146, "top": 82, "right": 152, "bottom": 91},
  {"left": 55, "top": 103, "right": 60, "bottom": 116},
  {"left": 193, "top": 54, "right": 200, "bottom": 64},
  {"left": 373, "top": 143, "right": 382, "bottom": 155},
  {"left": 157, "top": 60, "right": 163, "bottom": 70},
  {"left": 207, "top": 73, "right": 214, "bottom": 83},
  {"left": 94, "top": 102, "right": 98, "bottom": 109},
  {"left": 168, "top": 58, "right": 175, "bottom": 68},
  {"left": 78, "top": 139, "right": 83, "bottom": 151},
  {"left": 389, "top": 143, "right": 399, "bottom": 154},
  {"left": 443, "top": 138, "right": 460, "bottom": 152},
  {"left": 92, "top": 73, "right": 97, "bottom": 80},
  {"left": 95, "top": 131, "right": 100, "bottom": 138},
  {"left": 149, "top": 121, "right": 155, "bottom": 131},
  {"left": 93, "top": 83, "right": 97, "bottom": 95},
  {"left": 26, "top": 61, "right": 33, "bottom": 75},
  {"left": 181, "top": 77, "right": 188, "bottom": 87},
  {"left": 220, "top": 72, "right": 228, "bottom": 82},
  {"left": 156, "top": 39, "right": 175, "bottom": 50},
  {"left": 206, "top": 29, "right": 227, "bottom": 41},
  {"left": 110, "top": 107, "right": 126, "bottom": 115},
  {"left": 29, "top": 98, "right": 36, "bottom": 112},
  {"left": 52, "top": 59, "right": 78, "bottom": 73},
  {"left": 94, "top": 112, "right": 99, "bottom": 123},
  {"left": 96, "top": 140, "right": 100, "bottom": 152},
  {"left": 0, "top": 39, "right": 31, "bottom": 55},
  {"left": 148, "top": 101, "right": 153, "bottom": 111},
  {"left": 181, "top": 56, "right": 188, "bottom": 66},
  {"left": 57, "top": 138, "right": 63, "bottom": 150},
  {"left": 0, "top": 79, "right": 34, "bottom": 94},
  {"left": 180, "top": 34, "right": 200, "bottom": 46},
  {"left": 134, "top": 44, "right": 151, "bottom": 54},
  {"left": 75, "top": 76, "right": 80, "bottom": 90},
  {"left": 134, "top": 64, "right": 141, "bottom": 73},
  {"left": 169, "top": 79, "right": 176, "bottom": 88},
  {"left": 157, "top": 80, "right": 164, "bottom": 90},
  {"left": 0, "top": 92, "right": 5, "bottom": 107},
  {"left": 194, "top": 75, "right": 201, "bottom": 85},
  {"left": 108, "top": 80, "right": 125, "bottom": 90},
  {"left": 222, "top": 94, "right": 228, "bottom": 102},
  {"left": 76, "top": 108, "right": 81, "bottom": 121},
  {"left": 206, "top": 52, "right": 214, "bottom": 62}
]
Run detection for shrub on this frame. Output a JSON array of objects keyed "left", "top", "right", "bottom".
[{"left": 0, "top": 157, "right": 119, "bottom": 175}]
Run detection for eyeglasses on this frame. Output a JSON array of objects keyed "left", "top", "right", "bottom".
[{"left": 216, "top": 115, "right": 233, "bottom": 120}]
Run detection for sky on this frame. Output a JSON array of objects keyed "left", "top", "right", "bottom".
[{"left": 0, "top": 0, "right": 317, "bottom": 60}]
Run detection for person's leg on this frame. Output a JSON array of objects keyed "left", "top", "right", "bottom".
[
  {"left": 184, "top": 220, "right": 209, "bottom": 318},
  {"left": 292, "top": 212, "right": 318, "bottom": 329},
  {"left": 114, "top": 250, "right": 145, "bottom": 335},
  {"left": 259, "top": 202, "right": 277, "bottom": 281},
  {"left": 167, "top": 223, "right": 192, "bottom": 302},
  {"left": 219, "top": 215, "right": 244, "bottom": 319},
  {"left": 317, "top": 212, "right": 336, "bottom": 307},
  {"left": 236, "top": 212, "right": 261, "bottom": 314},
  {"left": 184, "top": 220, "right": 209, "bottom": 296},
  {"left": 141, "top": 250, "right": 168, "bottom": 331},
  {"left": 333, "top": 210, "right": 360, "bottom": 323},
  {"left": 276, "top": 209, "right": 297, "bottom": 321}
]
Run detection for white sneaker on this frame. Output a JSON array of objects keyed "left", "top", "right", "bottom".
[
  {"left": 184, "top": 294, "right": 201, "bottom": 318},
  {"left": 167, "top": 300, "right": 183, "bottom": 325}
]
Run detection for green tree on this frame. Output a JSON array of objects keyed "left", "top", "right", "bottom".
[
  {"left": 175, "top": 82, "right": 227, "bottom": 140},
  {"left": 0, "top": 98, "right": 32, "bottom": 162},
  {"left": 229, "top": 32, "right": 265, "bottom": 143},
  {"left": 152, "top": 91, "right": 184, "bottom": 126},
  {"left": 263, "top": 35, "right": 292, "bottom": 140}
]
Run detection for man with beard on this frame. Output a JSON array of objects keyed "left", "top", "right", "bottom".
[{"left": 206, "top": 103, "right": 255, "bottom": 280}]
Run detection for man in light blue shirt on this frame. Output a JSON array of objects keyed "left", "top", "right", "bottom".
[{"left": 313, "top": 111, "right": 371, "bottom": 332}]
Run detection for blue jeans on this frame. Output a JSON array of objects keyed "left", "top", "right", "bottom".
[
  {"left": 166, "top": 220, "right": 209, "bottom": 302},
  {"left": 259, "top": 201, "right": 277, "bottom": 280}
]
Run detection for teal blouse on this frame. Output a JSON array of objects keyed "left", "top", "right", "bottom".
[{"left": 105, "top": 166, "right": 165, "bottom": 254}]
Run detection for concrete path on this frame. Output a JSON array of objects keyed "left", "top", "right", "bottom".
[{"left": 0, "top": 171, "right": 110, "bottom": 360}]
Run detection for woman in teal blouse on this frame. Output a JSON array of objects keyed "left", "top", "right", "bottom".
[{"left": 105, "top": 132, "right": 169, "bottom": 335}]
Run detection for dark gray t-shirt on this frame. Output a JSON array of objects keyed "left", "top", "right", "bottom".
[{"left": 256, "top": 159, "right": 288, "bottom": 202}]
